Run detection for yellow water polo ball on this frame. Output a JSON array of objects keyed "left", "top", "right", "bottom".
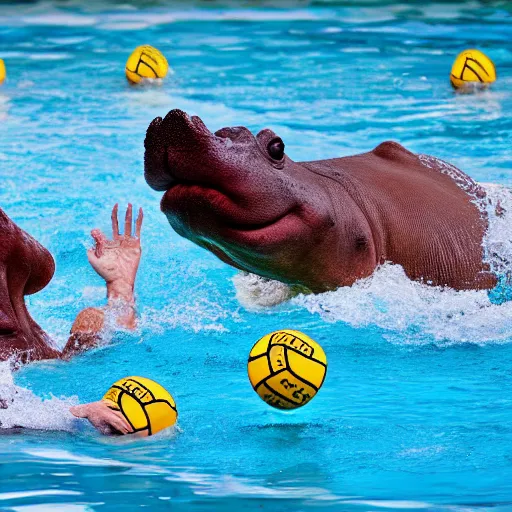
[
  {"left": 450, "top": 49, "right": 496, "bottom": 90},
  {"left": 125, "top": 45, "right": 169, "bottom": 84},
  {"left": 0, "top": 59, "right": 6, "bottom": 85},
  {"left": 248, "top": 330, "right": 327, "bottom": 410},
  {"left": 103, "top": 376, "right": 177, "bottom": 436}
]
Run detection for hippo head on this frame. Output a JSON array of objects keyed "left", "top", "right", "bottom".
[
  {"left": 144, "top": 109, "right": 339, "bottom": 290},
  {"left": 0, "top": 208, "right": 58, "bottom": 362}
]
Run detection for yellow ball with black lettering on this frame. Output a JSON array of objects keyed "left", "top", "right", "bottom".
[
  {"left": 450, "top": 49, "right": 496, "bottom": 90},
  {"left": 125, "top": 45, "right": 168, "bottom": 84},
  {"left": 103, "top": 376, "right": 177, "bottom": 436},
  {"left": 0, "top": 59, "right": 6, "bottom": 85},
  {"left": 248, "top": 330, "right": 327, "bottom": 410}
]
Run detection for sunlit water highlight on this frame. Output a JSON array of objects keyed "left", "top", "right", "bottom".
[{"left": 0, "top": 1, "right": 511, "bottom": 510}]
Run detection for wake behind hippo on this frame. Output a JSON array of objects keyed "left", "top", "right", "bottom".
[{"left": 144, "top": 109, "right": 497, "bottom": 293}]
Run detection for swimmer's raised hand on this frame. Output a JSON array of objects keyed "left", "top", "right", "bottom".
[
  {"left": 87, "top": 204, "right": 143, "bottom": 304},
  {"left": 70, "top": 401, "right": 134, "bottom": 436},
  {"left": 62, "top": 204, "right": 143, "bottom": 357}
]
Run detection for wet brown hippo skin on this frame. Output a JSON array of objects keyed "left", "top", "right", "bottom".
[
  {"left": 144, "top": 109, "right": 496, "bottom": 293},
  {"left": 0, "top": 208, "right": 60, "bottom": 362}
]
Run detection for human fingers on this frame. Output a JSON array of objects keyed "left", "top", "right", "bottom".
[
  {"left": 111, "top": 203, "right": 120, "bottom": 238},
  {"left": 124, "top": 203, "right": 133, "bottom": 237},
  {"left": 109, "top": 410, "right": 133, "bottom": 434},
  {"left": 135, "top": 207, "right": 143, "bottom": 238},
  {"left": 91, "top": 229, "right": 107, "bottom": 258},
  {"left": 69, "top": 405, "right": 87, "bottom": 418}
]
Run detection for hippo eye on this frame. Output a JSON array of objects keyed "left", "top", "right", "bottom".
[{"left": 267, "top": 138, "right": 285, "bottom": 161}]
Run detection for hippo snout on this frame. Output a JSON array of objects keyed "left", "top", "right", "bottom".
[
  {"left": 0, "top": 208, "right": 55, "bottom": 296},
  {"left": 144, "top": 115, "right": 173, "bottom": 192},
  {"left": 144, "top": 109, "right": 213, "bottom": 191}
]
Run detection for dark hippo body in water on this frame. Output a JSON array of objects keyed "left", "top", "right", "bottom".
[
  {"left": 0, "top": 208, "right": 60, "bottom": 362},
  {"left": 144, "top": 109, "right": 496, "bottom": 293}
]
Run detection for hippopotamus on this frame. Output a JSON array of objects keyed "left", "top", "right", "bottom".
[
  {"left": 0, "top": 208, "right": 60, "bottom": 362},
  {"left": 144, "top": 109, "right": 497, "bottom": 294},
  {"left": 0, "top": 204, "right": 143, "bottom": 364}
]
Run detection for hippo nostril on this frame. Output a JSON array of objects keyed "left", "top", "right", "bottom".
[
  {"left": 214, "top": 126, "right": 252, "bottom": 142},
  {"left": 214, "top": 127, "right": 230, "bottom": 139}
]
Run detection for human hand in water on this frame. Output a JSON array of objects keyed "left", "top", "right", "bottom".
[
  {"left": 70, "top": 401, "right": 133, "bottom": 435},
  {"left": 88, "top": 204, "right": 143, "bottom": 302}
]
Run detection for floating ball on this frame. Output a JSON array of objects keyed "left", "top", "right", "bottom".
[
  {"left": 103, "top": 376, "right": 177, "bottom": 436},
  {"left": 125, "top": 45, "right": 168, "bottom": 84},
  {"left": 450, "top": 49, "right": 496, "bottom": 90},
  {"left": 248, "top": 330, "right": 327, "bottom": 410},
  {"left": 0, "top": 60, "right": 5, "bottom": 85}
]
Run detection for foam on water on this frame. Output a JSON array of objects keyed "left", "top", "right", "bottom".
[
  {"left": 140, "top": 297, "right": 230, "bottom": 333},
  {"left": 482, "top": 184, "right": 512, "bottom": 275},
  {"left": 294, "top": 265, "right": 504, "bottom": 345},
  {"left": 0, "top": 363, "right": 77, "bottom": 431},
  {"left": 233, "top": 273, "right": 294, "bottom": 309}
]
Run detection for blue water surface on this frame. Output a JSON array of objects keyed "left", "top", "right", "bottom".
[{"left": 0, "top": 1, "right": 512, "bottom": 510}]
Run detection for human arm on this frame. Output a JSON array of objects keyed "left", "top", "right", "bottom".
[{"left": 61, "top": 204, "right": 143, "bottom": 359}]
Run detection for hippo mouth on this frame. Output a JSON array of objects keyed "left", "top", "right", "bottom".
[
  {"left": 158, "top": 153, "right": 263, "bottom": 233},
  {"left": 160, "top": 170, "right": 299, "bottom": 246},
  {"left": 144, "top": 109, "right": 298, "bottom": 241},
  {"left": 0, "top": 304, "right": 17, "bottom": 338},
  {"left": 163, "top": 183, "right": 295, "bottom": 228},
  {"left": 0, "top": 304, "right": 19, "bottom": 341}
]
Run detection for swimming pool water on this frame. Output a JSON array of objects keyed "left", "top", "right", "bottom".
[{"left": 0, "top": 1, "right": 511, "bottom": 510}]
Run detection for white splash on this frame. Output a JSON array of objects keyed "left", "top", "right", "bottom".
[
  {"left": 233, "top": 272, "right": 293, "bottom": 309},
  {"left": 235, "top": 182, "right": 512, "bottom": 345},
  {"left": 0, "top": 362, "right": 77, "bottom": 431},
  {"left": 293, "top": 264, "right": 510, "bottom": 345},
  {"left": 140, "top": 297, "right": 230, "bottom": 334},
  {"left": 481, "top": 183, "right": 512, "bottom": 275}
]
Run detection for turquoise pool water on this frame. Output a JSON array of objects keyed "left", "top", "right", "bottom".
[{"left": 0, "top": 1, "right": 512, "bottom": 510}]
